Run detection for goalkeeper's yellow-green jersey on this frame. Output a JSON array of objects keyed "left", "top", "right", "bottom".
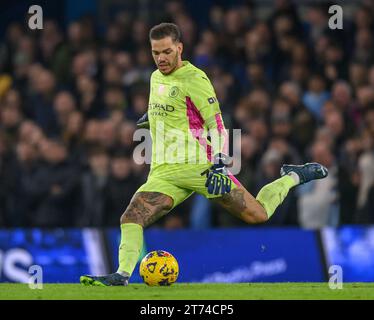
[
  {"left": 148, "top": 60, "right": 228, "bottom": 168},
  {"left": 137, "top": 61, "right": 238, "bottom": 207}
]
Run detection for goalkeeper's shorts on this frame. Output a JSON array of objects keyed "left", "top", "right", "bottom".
[{"left": 136, "top": 163, "right": 240, "bottom": 209}]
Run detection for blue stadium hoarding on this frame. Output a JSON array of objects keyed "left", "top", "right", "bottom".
[
  {"left": 0, "top": 229, "right": 107, "bottom": 283},
  {"left": 321, "top": 226, "right": 374, "bottom": 282},
  {"left": 105, "top": 227, "right": 325, "bottom": 283},
  {"left": 2, "top": 226, "right": 374, "bottom": 283}
]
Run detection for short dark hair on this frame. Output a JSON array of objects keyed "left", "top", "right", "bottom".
[{"left": 149, "top": 22, "right": 181, "bottom": 43}]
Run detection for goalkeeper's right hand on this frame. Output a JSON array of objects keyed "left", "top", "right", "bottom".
[{"left": 136, "top": 112, "right": 149, "bottom": 129}]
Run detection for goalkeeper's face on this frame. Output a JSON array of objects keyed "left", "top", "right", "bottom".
[{"left": 151, "top": 36, "right": 183, "bottom": 75}]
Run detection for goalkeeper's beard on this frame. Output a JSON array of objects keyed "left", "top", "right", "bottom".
[{"left": 158, "top": 53, "right": 179, "bottom": 75}]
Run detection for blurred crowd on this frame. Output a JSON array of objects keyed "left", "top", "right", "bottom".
[{"left": 0, "top": 0, "right": 373, "bottom": 229}]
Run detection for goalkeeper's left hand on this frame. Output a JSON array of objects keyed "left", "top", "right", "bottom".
[{"left": 202, "top": 153, "right": 232, "bottom": 195}]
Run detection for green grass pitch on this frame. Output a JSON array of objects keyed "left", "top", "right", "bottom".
[{"left": 0, "top": 283, "right": 374, "bottom": 300}]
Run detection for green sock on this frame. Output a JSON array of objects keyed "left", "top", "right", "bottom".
[
  {"left": 256, "top": 175, "right": 297, "bottom": 218},
  {"left": 117, "top": 223, "right": 143, "bottom": 276}
]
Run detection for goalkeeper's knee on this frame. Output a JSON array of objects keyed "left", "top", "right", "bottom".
[{"left": 241, "top": 203, "right": 268, "bottom": 224}]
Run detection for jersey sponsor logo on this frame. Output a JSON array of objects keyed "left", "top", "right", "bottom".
[
  {"left": 149, "top": 103, "right": 175, "bottom": 112},
  {"left": 208, "top": 97, "right": 217, "bottom": 104},
  {"left": 168, "top": 86, "right": 179, "bottom": 98},
  {"left": 149, "top": 103, "right": 175, "bottom": 117}
]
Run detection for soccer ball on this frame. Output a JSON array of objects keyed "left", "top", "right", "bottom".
[{"left": 139, "top": 250, "right": 179, "bottom": 286}]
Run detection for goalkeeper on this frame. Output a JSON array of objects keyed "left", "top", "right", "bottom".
[{"left": 80, "top": 23, "right": 328, "bottom": 286}]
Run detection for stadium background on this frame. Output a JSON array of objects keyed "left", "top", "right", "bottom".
[{"left": 0, "top": 0, "right": 373, "bottom": 284}]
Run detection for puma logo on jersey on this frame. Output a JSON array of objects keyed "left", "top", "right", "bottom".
[{"left": 208, "top": 97, "right": 217, "bottom": 104}]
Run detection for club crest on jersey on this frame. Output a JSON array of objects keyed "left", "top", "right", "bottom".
[
  {"left": 208, "top": 97, "right": 217, "bottom": 104},
  {"left": 168, "top": 86, "right": 179, "bottom": 98}
]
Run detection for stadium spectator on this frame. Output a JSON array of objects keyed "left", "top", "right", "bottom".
[
  {"left": 302, "top": 74, "right": 330, "bottom": 121},
  {"left": 77, "top": 147, "right": 110, "bottom": 226},
  {"left": 255, "top": 143, "right": 298, "bottom": 225},
  {"left": 0, "top": 131, "right": 12, "bottom": 225},
  {"left": 32, "top": 139, "right": 80, "bottom": 227},
  {"left": 354, "top": 114, "right": 374, "bottom": 223},
  {"left": 6, "top": 141, "right": 40, "bottom": 226},
  {"left": 298, "top": 142, "right": 339, "bottom": 229},
  {"left": 103, "top": 151, "right": 141, "bottom": 226}
]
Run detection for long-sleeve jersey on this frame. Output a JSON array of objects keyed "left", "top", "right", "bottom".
[{"left": 148, "top": 61, "right": 228, "bottom": 168}]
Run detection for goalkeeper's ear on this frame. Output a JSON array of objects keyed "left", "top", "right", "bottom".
[{"left": 177, "top": 41, "right": 183, "bottom": 57}]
